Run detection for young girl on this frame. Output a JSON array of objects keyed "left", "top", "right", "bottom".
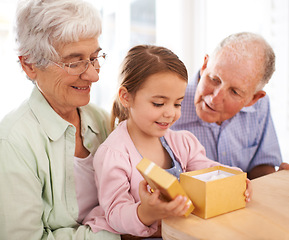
[{"left": 84, "top": 45, "right": 252, "bottom": 238}]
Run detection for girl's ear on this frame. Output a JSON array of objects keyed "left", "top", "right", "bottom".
[
  {"left": 119, "top": 86, "right": 131, "bottom": 107},
  {"left": 18, "top": 56, "right": 37, "bottom": 80}
]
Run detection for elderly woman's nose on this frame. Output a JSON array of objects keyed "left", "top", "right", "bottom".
[{"left": 81, "top": 64, "right": 99, "bottom": 82}]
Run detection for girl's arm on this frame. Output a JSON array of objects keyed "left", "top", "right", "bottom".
[{"left": 94, "top": 146, "right": 158, "bottom": 237}]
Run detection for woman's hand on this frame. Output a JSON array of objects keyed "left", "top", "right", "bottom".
[
  {"left": 137, "top": 180, "right": 191, "bottom": 226},
  {"left": 245, "top": 178, "right": 252, "bottom": 202}
]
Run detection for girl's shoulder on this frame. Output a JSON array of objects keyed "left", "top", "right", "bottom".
[
  {"left": 165, "top": 128, "right": 201, "bottom": 146},
  {"left": 101, "top": 121, "right": 128, "bottom": 144},
  {"left": 166, "top": 128, "right": 197, "bottom": 139},
  {"left": 98, "top": 121, "right": 137, "bottom": 156}
]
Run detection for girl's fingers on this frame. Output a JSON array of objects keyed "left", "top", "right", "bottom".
[
  {"left": 165, "top": 195, "right": 191, "bottom": 216},
  {"left": 138, "top": 180, "right": 150, "bottom": 198},
  {"left": 245, "top": 178, "right": 252, "bottom": 202}
]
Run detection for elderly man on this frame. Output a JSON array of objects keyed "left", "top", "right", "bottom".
[{"left": 172, "top": 32, "right": 289, "bottom": 179}]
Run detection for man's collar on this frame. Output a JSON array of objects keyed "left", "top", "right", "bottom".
[{"left": 240, "top": 104, "right": 257, "bottom": 113}]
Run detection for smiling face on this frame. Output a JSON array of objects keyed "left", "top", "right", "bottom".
[
  {"left": 194, "top": 48, "right": 266, "bottom": 124},
  {"left": 124, "top": 72, "right": 187, "bottom": 140},
  {"left": 31, "top": 38, "right": 101, "bottom": 117}
]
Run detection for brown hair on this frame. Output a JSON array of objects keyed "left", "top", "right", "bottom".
[{"left": 111, "top": 44, "right": 188, "bottom": 129}]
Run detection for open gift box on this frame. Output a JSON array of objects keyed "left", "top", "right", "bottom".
[{"left": 180, "top": 166, "right": 247, "bottom": 219}]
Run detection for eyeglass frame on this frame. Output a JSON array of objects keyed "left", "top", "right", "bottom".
[{"left": 49, "top": 52, "right": 107, "bottom": 75}]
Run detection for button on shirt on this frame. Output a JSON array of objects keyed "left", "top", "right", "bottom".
[
  {"left": 171, "top": 73, "right": 282, "bottom": 172},
  {"left": 0, "top": 87, "right": 118, "bottom": 240}
]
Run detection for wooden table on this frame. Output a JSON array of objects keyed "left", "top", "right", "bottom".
[{"left": 162, "top": 170, "right": 289, "bottom": 240}]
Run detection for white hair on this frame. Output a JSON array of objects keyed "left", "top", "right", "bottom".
[
  {"left": 211, "top": 32, "right": 275, "bottom": 90},
  {"left": 15, "top": 0, "right": 102, "bottom": 68}
]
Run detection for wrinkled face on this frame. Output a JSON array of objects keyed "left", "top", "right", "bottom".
[
  {"left": 194, "top": 49, "right": 264, "bottom": 124},
  {"left": 34, "top": 38, "right": 101, "bottom": 116},
  {"left": 126, "top": 72, "right": 187, "bottom": 139}
]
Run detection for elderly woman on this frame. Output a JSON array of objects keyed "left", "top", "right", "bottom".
[{"left": 0, "top": 0, "right": 119, "bottom": 239}]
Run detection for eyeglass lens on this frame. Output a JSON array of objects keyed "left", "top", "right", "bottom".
[{"left": 67, "top": 53, "right": 106, "bottom": 75}]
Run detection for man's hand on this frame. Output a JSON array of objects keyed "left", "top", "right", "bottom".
[{"left": 278, "top": 162, "right": 289, "bottom": 171}]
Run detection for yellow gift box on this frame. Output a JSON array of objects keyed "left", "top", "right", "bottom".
[
  {"left": 136, "top": 157, "right": 194, "bottom": 217},
  {"left": 180, "top": 166, "right": 247, "bottom": 219}
]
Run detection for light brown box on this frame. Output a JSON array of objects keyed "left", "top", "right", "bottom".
[
  {"left": 180, "top": 166, "right": 247, "bottom": 219},
  {"left": 136, "top": 157, "right": 194, "bottom": 217}
]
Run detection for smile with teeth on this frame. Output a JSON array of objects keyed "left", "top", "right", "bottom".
[
  {"left": 156, "top": 122, "right": 169, "bottom": 126},
  {"left": 72, "top": 86, "right": 90, "bottom": 90}
]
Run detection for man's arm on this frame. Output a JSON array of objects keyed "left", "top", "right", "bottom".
[
  {"left": 246, "top": 95, "right": 282, "bottom": 179},
  {"left": 247, "top": 164, "right": 276, "bottom": 179},
  {"left": 248, "top": 162, "right": 289, "bottom": 179}
]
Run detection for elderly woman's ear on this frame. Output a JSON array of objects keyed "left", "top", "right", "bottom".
[{"left": 19, "top": 56, "right": 37, "bottom": 80}]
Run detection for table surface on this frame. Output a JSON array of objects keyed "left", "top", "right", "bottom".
[{"left": 162, "top": 170, "right": 289, "bottom": 240}]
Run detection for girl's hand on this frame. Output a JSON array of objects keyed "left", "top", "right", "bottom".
[
  {"left": 137, "top": 180, "right": 191, "bottom": 226},
  {"left": 245, "top": 178, "right": 252, "bottom": 202}
]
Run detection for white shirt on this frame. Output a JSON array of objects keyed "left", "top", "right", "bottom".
[{"left": 74, "top": 153, "right": 98, "bottom": 222}]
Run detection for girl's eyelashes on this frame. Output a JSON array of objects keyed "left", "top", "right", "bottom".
[
  {"left": 152, "top": 102, "right": 182, "bottom": 107},
  {"left": 152, "top": 102, "right": 164, "bottom": 107}
]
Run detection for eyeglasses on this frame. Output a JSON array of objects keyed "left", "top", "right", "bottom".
[{"left": 50, "top": 52, "right": 107, "bottom": 75}]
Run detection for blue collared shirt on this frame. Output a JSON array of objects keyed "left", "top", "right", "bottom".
[
  {"left": 171, "top": 73, "right": 282, "bottom": 172},
  {"left": 160, "top": 137, "right": 183, "bottom": 180}
]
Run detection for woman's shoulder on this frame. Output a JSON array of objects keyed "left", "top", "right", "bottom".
[
  {"left": 83, "top": 103, "right": 110, "bottom": 120},
  {"left": 0, "top": 100, "right": 31, "bottom": 139},
  {"left": 81, "top": 103, "right": 111, "bottom": 136},
  {"left": 0, "top": 99, "right": 50, "bottom": 162}
]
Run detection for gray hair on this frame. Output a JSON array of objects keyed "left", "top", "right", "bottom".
[
  {"left": 212, "top": 32, "right": 275, "bottom": 90},
  {"left": 15, "top": 0, "right": 102, "bottom": 68}
]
